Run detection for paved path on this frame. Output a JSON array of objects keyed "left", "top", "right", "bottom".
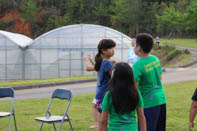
[
  {"left": 160, "top": 44, "right": 197, "bottom": 56},
  {"left": 12, "top": 65, "right": 197, "bottom": 100},
  {"left": 175, "top": 46, "right": 197, "bottom": 56}
]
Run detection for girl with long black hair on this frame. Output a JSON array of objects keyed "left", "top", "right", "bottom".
[{"left": 98, "top": 63, "right": 146, "bottom": 131}]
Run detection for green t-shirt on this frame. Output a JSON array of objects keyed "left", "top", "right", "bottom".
[
  {"left": 132, "top": 55, "right": 166, "bottom": 108},
  {"left": 101, "top": 91, "right": 144, "bottom": 131}
]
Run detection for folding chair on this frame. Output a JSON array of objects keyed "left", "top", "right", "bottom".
[
  {"left": 35, "top": 89, "right": 73, "bottom": 131},
  {"left": 0, "top": 88, "right": 17, "bottom": 131}
]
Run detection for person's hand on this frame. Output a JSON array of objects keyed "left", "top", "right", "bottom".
[
  {"left": 87, "top": 54, "right": 92, "bottom": 60},
  {"left": 189, "top": 122, "right": 194, "bottom": 131}
]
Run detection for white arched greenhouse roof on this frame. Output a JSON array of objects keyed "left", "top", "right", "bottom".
[
  {"left": 31, "top": 24, "right": 132, "bottom": 49},
  {"left": 0, "top": 30, "right": 33, "bottom": 48},
  {"left": 25, "top": 24, "right": 132, "bottom": 79}
]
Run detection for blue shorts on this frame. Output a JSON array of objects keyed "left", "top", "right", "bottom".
[
  {"left": 96, "top": 99, "right": 102, "bottom": 113},
  {"left": 138, "top": 104, "right": 166, "bottom": 131}
]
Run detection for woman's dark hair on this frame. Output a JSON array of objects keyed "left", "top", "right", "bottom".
[
  {"left": 136, "top": 33, "right": 154, "bottom": 53},
  {"left": 94, "top": 39, "right": 116, "bottom": 72},
  {"left": 109, "top": 62, "right": 139, "bottom": 115}
]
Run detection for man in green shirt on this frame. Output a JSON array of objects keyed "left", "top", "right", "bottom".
[{"left": 132, "top": 33, "right": 166, "bottom": 131}]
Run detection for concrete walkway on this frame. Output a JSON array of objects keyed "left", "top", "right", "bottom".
[{"left": 12, "top": 64, "right": 197, "bottom": 100}]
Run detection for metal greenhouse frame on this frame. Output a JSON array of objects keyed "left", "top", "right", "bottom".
[{"left": 25, "top": 24, "right": 132, "bottom": 80}]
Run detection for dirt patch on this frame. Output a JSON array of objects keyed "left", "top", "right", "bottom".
[{"left": 0, "top": 10, "right": 32, "bottom": 37}]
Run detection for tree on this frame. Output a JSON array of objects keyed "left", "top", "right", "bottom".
[
  {"left": 186, "top": 0, "right": 197, "bottom": 32},
  {"left": 0, "top": 0, "right": 20, "bottom": 14},
  {"left": 111, "top": 0, "right": 159, "bottom": 35},
  {"left": 93, "top": 0, "right": 113, "bottom": 26},
  {"left": 20, "top": 0, "right": 37, "bottom": 23},
  {"left": 156, "top": 0, "right": 188, "bottom": 37}
]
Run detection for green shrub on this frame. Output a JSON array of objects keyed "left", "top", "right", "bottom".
[
  {"left": 161, "top": 45, "right": 176, "bottom": 52},
  {"left": 166, "top": 49, "right": 184, "bottom": 61},
  {"left": 153, "top": 44, "right": 160, "bottom": 50}
]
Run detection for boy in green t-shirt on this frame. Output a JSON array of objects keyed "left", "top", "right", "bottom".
[{"left": 132, "top": 33, "right": 166, "bottom": 131}]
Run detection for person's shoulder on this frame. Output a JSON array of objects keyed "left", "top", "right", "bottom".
[
  {"left": 104, "top": 91, "right": 111, "bottom": 99},
  {"left": 151, "top": 55, "right": 161, "bottom": 62},
  {"left": 102, "top": 60, "right": 113, "bottom": 65},
  {"left": 148, "top": 55, "right": 159, "bottom": 61},
  {"left": 129, "top": 47, "right": 134, "bottom": 51},
  {"left": 132, "top": 60, "right": 142, "bottom": 70},
  {"left": 105, "top": 91, "right": 110, "bottom": 96},
  {"left": 133, "top": 58, "right": 143, "bottom": 65},
  {"left": 150, "top": 55, "right": 158, "bottom": 59}
]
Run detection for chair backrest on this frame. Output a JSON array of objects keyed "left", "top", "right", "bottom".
[
  {"left": 0, "top": 88, "right": 14, "bottom": 98},
  {"left": 52, "top": 89, "right": 72, "bottom": 100}
]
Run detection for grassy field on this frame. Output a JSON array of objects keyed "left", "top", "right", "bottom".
[
  {"left": 0, "top": 75, "right": 96, "bottom": 87},
  {"left": 161, "top": 38, "right": 197, "bottom": 49},
  {"left": 0, "top": 80, "right": 197, "bottom": 130}
]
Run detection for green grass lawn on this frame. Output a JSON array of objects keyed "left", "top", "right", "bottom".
[
  {"left": 0, "top": 80, "right": 197, "bottom": 130},
  {"left": 0, "top": 75, "right": 96, "bottom": 87},
  {"left": 161, "top": 38, "right": 197, "bottom": 49}
]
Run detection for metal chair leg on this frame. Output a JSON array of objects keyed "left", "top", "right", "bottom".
[
  {"left": 53, "top": 123, "right": 57, "bottom": 131},
  {"left": 65, "top": 115, "right": 73, "bottom": 131},
  {"left": 13, "top": 111, "right": 17, "bottom": 131},
  {"left": 58, "top": 116, "right": 73, "bottom": 131},
  {"left": 8, "top": 114, "right": 12, "bottom": 131},
  {"left": 58, "top": 120, "right": 64, "bottom": 131},
  {"left": 39, "top": 122, "right": 44, "bottom": 131},
  {"left": 68, "top": 119, "right": 73, "bottom": 131}
]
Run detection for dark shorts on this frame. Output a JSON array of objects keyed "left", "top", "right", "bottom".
[
  {"left": 97, "top": 99, "right": 102, "bottom": 113},
  {"left": 138, "top": 104, "right": 166, "bottom": 131},
  {"left": 192, "top": 88, "right": 197, "bottom": 101}
]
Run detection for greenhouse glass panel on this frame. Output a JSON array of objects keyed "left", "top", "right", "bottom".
[
  {"left": 27, "top": 24, "right": 132, "bottom": 80},
  {"left": 0, "top": 30, "right": 33, "bottom": 81},
  {"left": 25, "top": 64, "right": 40, "bottom": 80}
]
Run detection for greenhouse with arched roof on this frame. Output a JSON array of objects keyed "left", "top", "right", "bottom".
[
  {"left": 25, "top": 24, "right": 132, "bottom": 80},
  {"left": 0, "top": 30, "right": 33, "bottom": 81}
]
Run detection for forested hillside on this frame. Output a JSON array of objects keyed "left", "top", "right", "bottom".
[{"left": 0, "top": 0, "right": 196, "bottom": 38}]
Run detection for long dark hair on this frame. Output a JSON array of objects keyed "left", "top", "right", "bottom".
[
  {"left": 109, "top": 62, "right": 139, "bottom": 115},
  {"left": 94, "top": 39, "right": 116, "bottom": 72}
]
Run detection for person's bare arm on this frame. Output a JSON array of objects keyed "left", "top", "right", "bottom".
[
  {"left": 83, "top": 56, "right": 95, "bottom": 71},
  {"left": 97, "top": 111, "right": 108, "bottom": 131},
  {"left": 137, "top": 108, "right": 146, "bottom": 131},
  {"left": 88, "top": 54, "right": 95, "bottom": 66},
  {"left": 189, "top": 100, "right": 197, "bottom": 131}
]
